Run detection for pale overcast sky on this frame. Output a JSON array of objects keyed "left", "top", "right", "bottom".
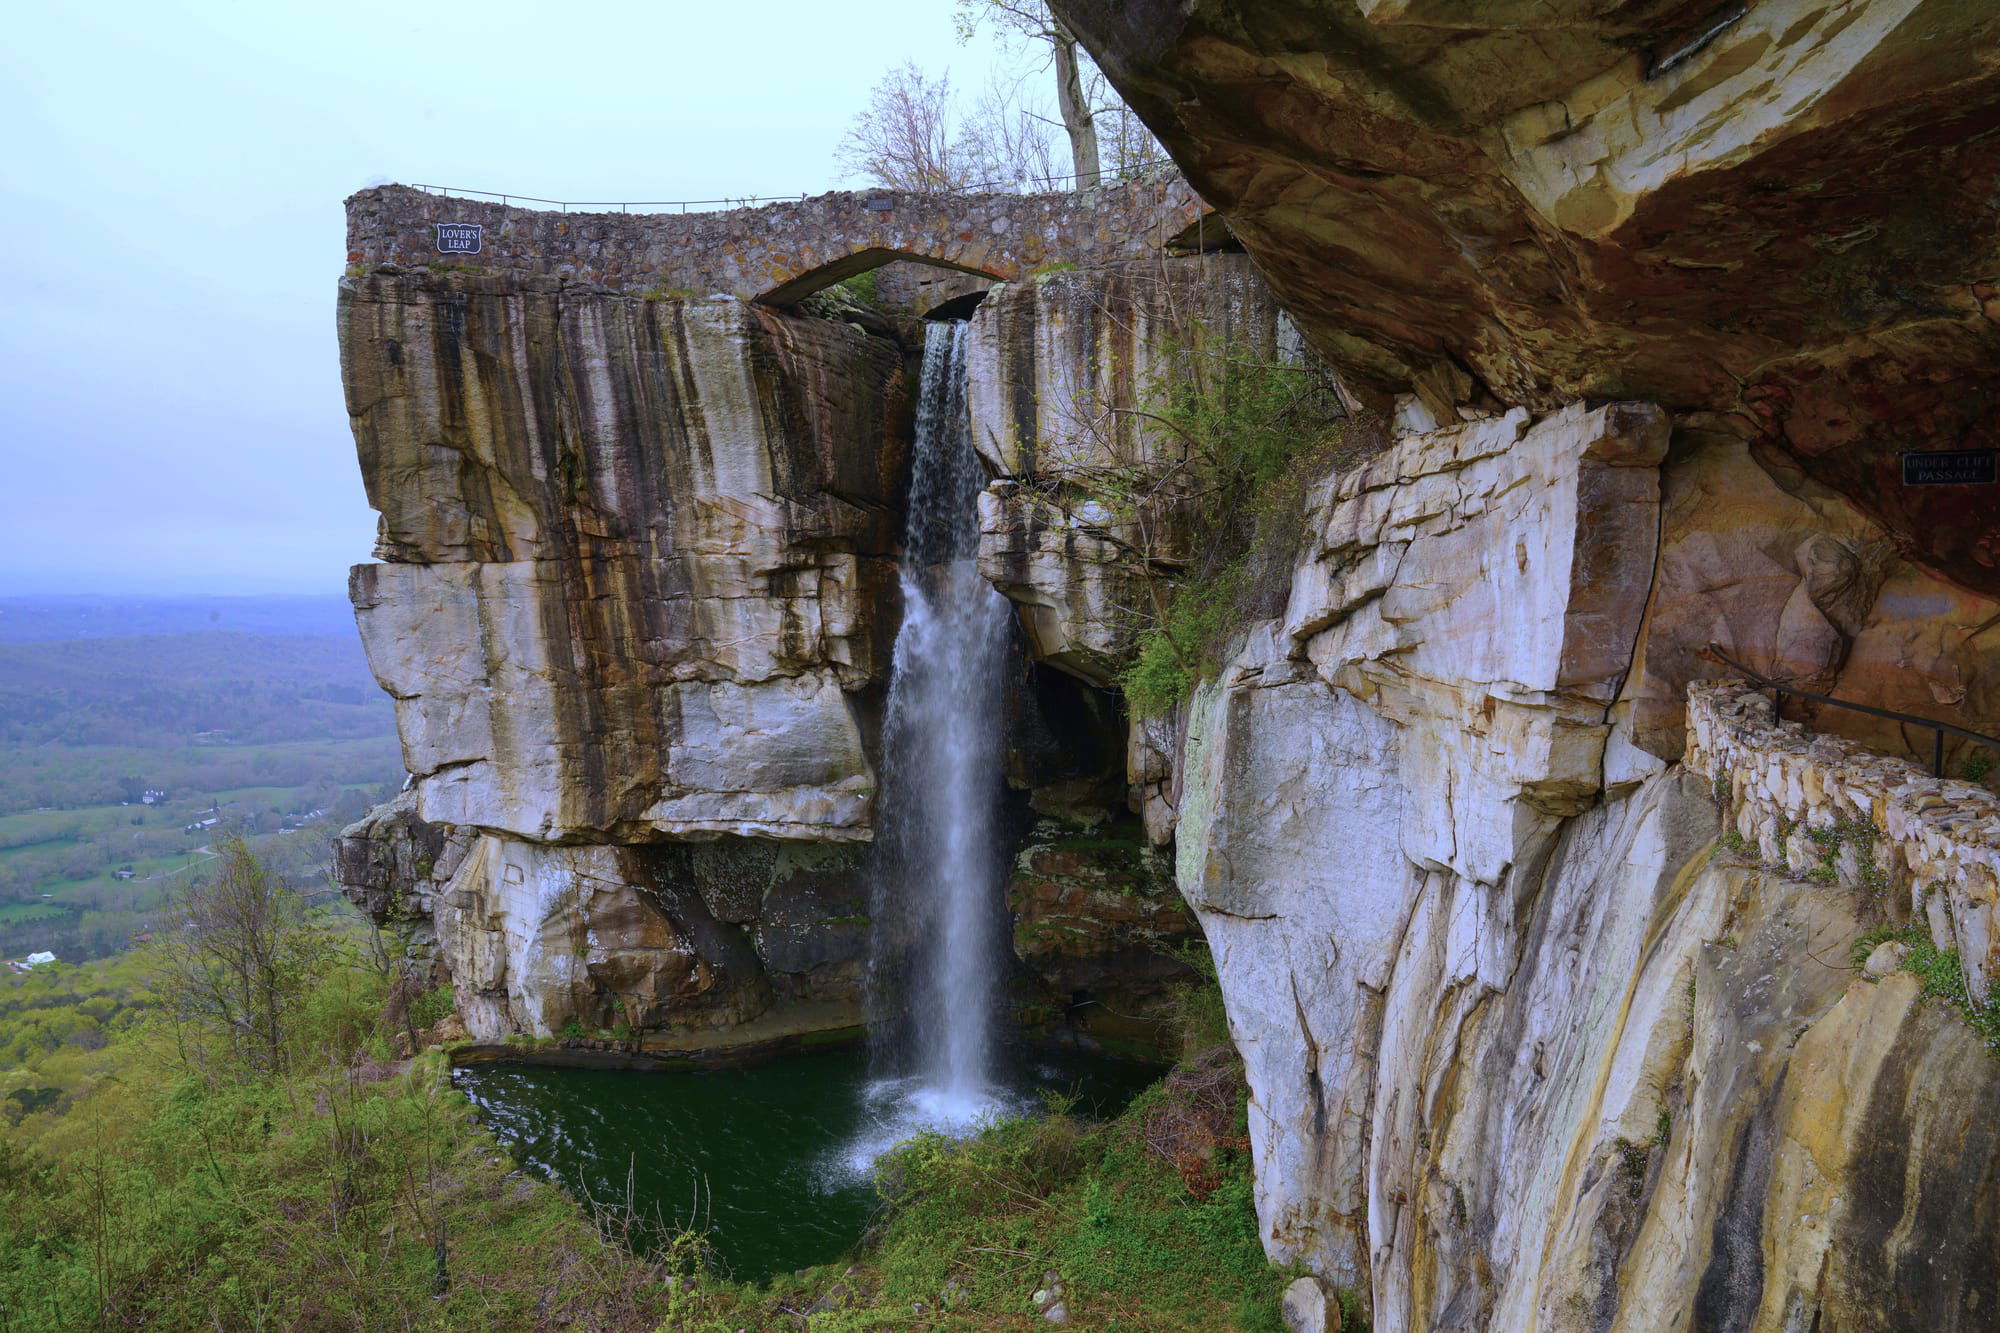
[{"left": 0, "top": 0, "right": 1021, "bottom": 595}]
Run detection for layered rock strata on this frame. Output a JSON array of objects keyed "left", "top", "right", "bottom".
[
  {"left": 1010, "top": 41, "right": 2000, "bottom": 1314},
  {"left": 337, "top": 792, "right": 876, "bottom": 1038},
  {"left": 337, "top": 265, "right": 912, "bottom": 1038},
  {"left": 332, "top": 61, "right": 2000, "bottom": 1319},
  {"left": 337, "top": 254, "right": 1197, "bottom": 1046},
  {"left": 342, "top": 271, "right": 905, "bottom": 846},
  {"left": 1051, "top": 0, "right": 2000, "bottom": 596},
  {"left": 1144, "top": 402, "right": 2000, "bottom": 1327},
  {"left": 969, "top": 254, "right": 1295, "bottom": 684}
]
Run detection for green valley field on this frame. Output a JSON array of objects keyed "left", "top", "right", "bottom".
[{"left": 0, "top": 595, "right": 403, "bottom": 962}]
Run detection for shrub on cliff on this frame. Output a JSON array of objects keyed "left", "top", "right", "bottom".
[{"left": 1109, "top": 326, "right": 1369, "bottom": 716}]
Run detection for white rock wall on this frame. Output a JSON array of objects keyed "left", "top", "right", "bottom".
[
  {"left": 966, "top": 256, "right": 1292, "bottom": 684},
  {"left": 1176, "top": 402, "right": 1671, "bottom": 1287},
  {"left": 1155, "top": 401, "right": 2000, "bottom": 1327},
  {"left": 341, "top": 276, "right": 904, "bottom": 845}
]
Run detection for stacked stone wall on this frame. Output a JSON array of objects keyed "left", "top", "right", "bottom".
[
  {"left": 345, "top": 177, "right": 1206, "bottom": 302},
  {"left": 1686, "top": 679, "right": 2000, "bottom": 993}
]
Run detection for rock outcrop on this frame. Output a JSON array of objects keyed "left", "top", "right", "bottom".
[
  {"left": 1006, "top": 816, "right": 1196, "bottom": 1053},
  {"left": 342, "top": 273, "right": 906, "bottom": 847},
  {"left": 334, "top": 22, "right": 2000, "bottom": 1313},
  {"left": 969, "top": 254, "right": 1296, "bottom": 684},
  {"left": 336, "top": 238, "right": 1207, "bottom": 1047},
  {"left": 1052, "top": 0, "right": 2000, "bottom": 598},
  {"left": 980, "top": 21, "right": 2000, "bottom": 1311},
  {"left": 1154, "top": 401, "right": 2000, "bottom": 1327},
  {"left": 336, "top": 261, "right": 912, "bottom": 1038}
]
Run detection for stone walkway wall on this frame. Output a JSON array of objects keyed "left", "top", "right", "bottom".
[
  {"left": 1686, "top": 679, "right": 2000, "bottom": 994},
  {"left": 345, "top": 177, "right": 1207, "bottom": 303}
]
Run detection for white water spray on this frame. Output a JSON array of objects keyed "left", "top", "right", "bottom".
[{"left": 856, "top": 319, "right": 1015, "bottom": 1149}]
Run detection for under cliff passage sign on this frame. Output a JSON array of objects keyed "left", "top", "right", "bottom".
[
  {"left": 435, "top": 222, "right": 482, "bottom": 255},
  {"left": 1901, "top": 449, "right": 1997, "bottom": 486}
]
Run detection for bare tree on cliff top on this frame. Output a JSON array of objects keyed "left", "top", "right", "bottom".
[
  {"left": 956, "top": 0, "right": 1101, "bottom": 187},
  {"left": 964, "top": 72, "right": 1061, "bottom": 190},
  {"left": 839, "top": 62, "right": 984, "bottom": 192}
]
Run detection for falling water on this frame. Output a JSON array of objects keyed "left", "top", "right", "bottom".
[{"left": 852, "top": 319, "right": 1014, "bottom": 1157}]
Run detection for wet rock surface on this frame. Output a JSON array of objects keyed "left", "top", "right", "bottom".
[
  {"left": 1145, "top": 398, "right": 2000, "bottom": 1326},
  {"left": 1006, "top": 817, "right": 1196, "bottom": 1052},
  {"left": 335, "top": 250, "right": 1201, "bottom": 1047},
  {"left": 342, "top": 274, "right": 906, "bottom": 845},
  {"left": 333, "top": 52, "right": 2000, "bottom": 1319}
]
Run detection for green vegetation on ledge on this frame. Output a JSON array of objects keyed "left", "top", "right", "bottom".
[
  {"left": 1851, "top": 924, "right": 2000, "bottom": 1056},
  {"left": 1111, "top": 327, "right": 1369, "bottom": 716}
]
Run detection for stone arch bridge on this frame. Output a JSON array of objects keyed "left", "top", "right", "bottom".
[{"left": 345, "top": 178, "right": 1213, "bottom": 307}]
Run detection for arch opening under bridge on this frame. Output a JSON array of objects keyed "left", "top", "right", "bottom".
[{"left": 756, "top": 246, "right": 1008, "bottom": 309}]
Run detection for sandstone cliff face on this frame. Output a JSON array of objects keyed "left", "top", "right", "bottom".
[
  {"left": 1147, "top": 404, "right": 2000, "bottom": 1327},
  {"left": 335, "top": 88, "right": 2000, "bottom": 1321},
  {"left": 336, "top": 268, "right": 912, "bottom": 1038},
  {"left": 342, "top": 271, "right": 906, "bottom": 845},
  {"left": 969, "top": 254, "right": 1293, "bottom": 684},
  {"left": 997, "top": 19, "right": 2000, "bottom": 1313},
  {"left": 336, "top": 256, "right": 1192, "bottom": 1045},
  {"left": 954, "top": 260, "right": 2000, "bottom": 1318}
]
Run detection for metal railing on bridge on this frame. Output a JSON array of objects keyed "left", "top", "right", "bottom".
[{"left": 406, "top": 161, "right": 1179, "bottom": 214}]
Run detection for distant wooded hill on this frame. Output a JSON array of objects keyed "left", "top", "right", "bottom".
[
  {"left": 0, "top": 632, "right": 393, "bottom": 747},
  {"left": 0, "top": 594, "right": 359, "bottom": 641}
]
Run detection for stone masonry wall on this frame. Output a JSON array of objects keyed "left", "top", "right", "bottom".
[
  {"left": 346, "top": 178, "right": 1207, "bottom": 303},
  {"left": 1687, "top": 679, "right": 2000, "bottom": 996}
]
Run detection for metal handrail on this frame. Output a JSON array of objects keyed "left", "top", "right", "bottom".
[
  {"left": 404, "top": 161, "right": 1179, "bottom": 215},
  {"left": 1698, "top": 642, "right": 2000, "bottom": 777}
]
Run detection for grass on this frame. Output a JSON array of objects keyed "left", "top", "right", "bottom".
[
  {"left": 408, "top": 984, "right": 456, "bottom": 1031},
  {"left": 9, "top": 1014, "right": 1302, "bottom": 1328},
  {"left": 0, "top": 942, "right": 708, "bottom": 1331},
  {"left": 1851, "top": 925, "right": 2000, "bottom": 1055},
  {"left": 832, "top": 268, "right": 879, "bottom": 304},
  {"left": 0, "top": 769, "right": 397, "bottom": 963},
  {"left": 0, "top": 896, "right": 1317, "bottom": 1329},
  {"left": 775, "top": 1048, "right": 1310, "bottom": 1332},
  {"left": 0, "top": 902, "right": 70, "bottom": 925},
  {"left": 1122, "top": 561, "right": 1252, "bottom": 717},
  {"left": 0, "top": 783, "right": 335, "bottom": 852},
  {"left": 0, "top": 736, "right": 400, "bottom": 820}
]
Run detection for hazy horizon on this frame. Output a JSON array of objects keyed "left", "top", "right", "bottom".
[{"left": 1, "top": 1, "right": 1028, "bottom": 597}]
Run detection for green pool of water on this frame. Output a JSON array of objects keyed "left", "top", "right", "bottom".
[{"left": 453, "top": 1045, "right": 1160, "bottom": 1282}]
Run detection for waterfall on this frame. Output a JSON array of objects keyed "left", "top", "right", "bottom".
[{"left": 850, "top": 319, "right": 1014, "bottom": 1158}]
